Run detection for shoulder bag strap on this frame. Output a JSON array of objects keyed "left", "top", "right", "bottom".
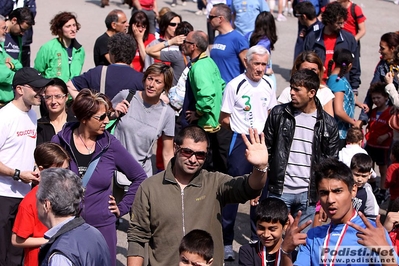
[
  {"left": 141, "top": 104, "right": 168, "bottom": 167},
  {"left": 81, "top": 156, "right": 101, "bottom": 188},
  {"left": 100, "top": 66, "right": 108, "bottom": 94}
]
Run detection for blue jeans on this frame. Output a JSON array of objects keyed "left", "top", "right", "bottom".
[{"left": 250, "top": 191, "right": 315, "bottom": 241}]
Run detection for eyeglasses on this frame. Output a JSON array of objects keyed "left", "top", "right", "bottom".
[
  {"left": 92, "top": 112, "right": 110, "bottom": 121},
  {"left": 208, "top": 15, "right": 220, "bottom": 20},
  {"left": 43, "top": 94, "right": 66, "bottom": 101},
  {"left": 169, "top": 22, "right": 180, "bottom": 27},
  {"left": 18, "top": 23, "right": 28, "bottom": 33},
  {"left": 177, "top": 146, "right": 207, "bottom": 160},
  {"left": 183, "top": 40, "right": 195, "bottom": 45},
  {"left": 135, "top": 24, "right": 146, "bottom": 29}
]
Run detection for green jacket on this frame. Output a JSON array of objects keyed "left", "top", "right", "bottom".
[
  {"left": 0, "top": 43, "right": 22, "bottom": 103},
  {"left": 34, "top": 38, "right": 85, "bottom": 82},
  {"left": 127, "top": 159, "right": 260, "bottom": 266},
  {"left": 188, "top": 53, "right": 225, "bottom": 132}
]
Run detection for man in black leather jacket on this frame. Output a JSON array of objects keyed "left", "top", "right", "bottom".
[{"left": 263, "top": 69, "right": 339, "bottom": 228}]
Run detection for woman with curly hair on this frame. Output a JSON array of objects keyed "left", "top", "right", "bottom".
[{"left": 34, "top": 12, "right": 85, "bottom": 82}]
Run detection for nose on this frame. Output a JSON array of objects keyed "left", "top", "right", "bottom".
[{"left": 51, "top": 97, "right": 57, "bottom": 103}]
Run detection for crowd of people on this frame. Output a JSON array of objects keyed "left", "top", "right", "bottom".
[{"left": 1, "top": 0, "right": 399, "bottom": 265}]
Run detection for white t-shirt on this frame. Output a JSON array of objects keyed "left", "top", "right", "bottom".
[
  {"left": 338, "top": 144, "right": 377, "bottom": 178},
  {"left": 278, "top": 85, "right": 335, "bottom": 106},
  {"left": 0, "top": 102, "right": 36, "bottom": 198},
  {"left": 221, "top": 73, "right": 277, "bottom": 134}
]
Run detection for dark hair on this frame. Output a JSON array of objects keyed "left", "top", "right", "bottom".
[
  {"left": 174, "top": 125, "right": 210, "bottom": 149},
  {"left": 315, "top": 158, "right": 354, "bottom": 191},
  {"left": 213, "top": 3, "right": 232, "bottom": 22},
  {"left": 175, "top": 21, "right": 194, "bottom": 36},
  {"left": 369, "top": 82, "right": 389, "bottom": 98},
  {"left": 50, "top": 12, "right": 80, "bottom": 36},
  {"left": 294, "top": 1, "right": 316, "bottom": 20},
  {"left": 249, "top": 11, "right": 277, "bottom": 50},
  {"left": 292, "top": 51, "right": 324, "bottom": 81},
  {"left": 108, "top": 32, "right": 136, "bottom": 64},
  {"left": 159, "top": 11, "right": 181, "bottom": 37},
  {"left": 345, "top": 127, "right": 363, "bottom": 144},
  {"left": 143, "top": 63, "right": 174, "bottom": 93},
  {"left": 128, "top": 11, "right": 150, "bottom": 41},
  {"left": 34, "top": 143, "right": 70, "bottom": 169},
  {"left": 380, "top": 32, "right": 399, "bottom": 50},
  {"left": 327, "top": 48, "right": 353, "bottom": 79},
  {"left": 72, "top": 89, "right": 113, "bottom": 122},
  {"left": 44, "top": 77, "right": 68, "bottom": 95},
  {"left": 179, "top": 229, "right": 214, "bottom": 263},
  {"left": 350, "top": 153, "right": 373, "bottom": 173},
  {"left": 391, "top": 141, "right": 399, "bottom": 162},
  {"left": 290, "top": 68, "right": 320, "bottom": 92},
  {"left": 256, "top": 198, "right": 288, "bottom": 226},
  {"left": 9, "top": 7, "right": 33, "bottom": 26},
  {"left": 105, "top": 9, "right": 123, "bottom": 30},
  {"left": 191, "top": 30, "right": 208, "bottom": 53},
  {"left": 321, "top": 2, "right": 347, "bottom": 25}
]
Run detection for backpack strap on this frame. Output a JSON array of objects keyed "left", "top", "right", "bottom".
[
  {"left": 351, "top": 3, "right": 358, "bottom": 34},
  {"left": 100, "top": 66, "right": 108, "bottom": 94}
]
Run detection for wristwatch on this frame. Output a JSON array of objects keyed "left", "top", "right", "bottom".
[{"left": 13, "top": 169, "right": 20, "bottom": 181}]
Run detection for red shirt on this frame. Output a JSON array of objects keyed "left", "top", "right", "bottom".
[
  {"left": 365, "top": 106, "right": 393, "bottom": 149},
  {"left": 343, "top": 2, "right": 366, "bottom": 37},
  {"left": 12, "top": 186, "right": 48, "bottom": 266},
  {"left": 322, "top": 33, "right": 337, "bottom": 83},
  {"left": 386, "top": 162, "right": 399, "bottom": 200},
  {"left": 131, "top": 33, "right": 156, "bottom": 72}
]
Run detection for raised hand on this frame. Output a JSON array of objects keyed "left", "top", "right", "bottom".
[
  {"left": 281, "top": 211, "right": 312, "bottom": 254},
  {"left": 241, "top": 128, "right": 268, "bottom": 169}
]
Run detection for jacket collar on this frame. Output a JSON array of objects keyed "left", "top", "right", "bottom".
[{"left": 316, "top": 25, "right": 345, "bottom": 44}]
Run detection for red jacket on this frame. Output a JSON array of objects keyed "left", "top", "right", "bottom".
[{"left": 365, "top": 106, "right": 393, "bottom": 149}]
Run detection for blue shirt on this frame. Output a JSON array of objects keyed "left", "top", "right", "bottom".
[{"left": 231, "top": 0, "right": 269, "bottom": 36}]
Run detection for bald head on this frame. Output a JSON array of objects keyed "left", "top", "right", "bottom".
[{"left": 191, "top": 30, "right": 208, "bottom": 53}]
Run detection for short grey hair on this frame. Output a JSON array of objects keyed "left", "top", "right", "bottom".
[
  {"left": 0, "top": 15, "right": 5, "bottom": 22},
  {"left": 37, "top": 168, "right": 84, "bottom": 217},
  {"left": 246, "top": 45, "right": 270, "bottom": 63}
]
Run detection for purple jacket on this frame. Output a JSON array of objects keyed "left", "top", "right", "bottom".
[{"left": 52, "top": 122, "right": 146, "bottom": 227}]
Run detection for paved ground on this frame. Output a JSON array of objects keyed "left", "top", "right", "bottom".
[{"left": 29, "top": 0, "right": 399, "bottom": 265}]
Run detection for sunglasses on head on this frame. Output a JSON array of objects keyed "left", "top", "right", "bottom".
[
  {"left": 177, "top": 146, "right": 207, "bottom": 160},
  {"left": 169, "top": 22, "right": 180, "bottom": 27}
]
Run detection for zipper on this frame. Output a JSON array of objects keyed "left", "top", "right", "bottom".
[{"left": 181, "top": 189, "right": 185, "bottom": 236}]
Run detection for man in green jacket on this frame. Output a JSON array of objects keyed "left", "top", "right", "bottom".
[
  {"left": 127, "top": 125, "right": 269, "bottom": 266},
  {"left": 0, "top": 15, "right": 22, "bottom": 106}
]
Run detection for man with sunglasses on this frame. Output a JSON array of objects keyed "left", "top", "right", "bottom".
[
  {"left": 127, "top": 125, "right": 269, "bottom": 266},
  {"left": 0, "top": 67, "right": 52, "bottom": 266},
  {"left": 4, "top": 7, "right": 33, "bottom": 64}
]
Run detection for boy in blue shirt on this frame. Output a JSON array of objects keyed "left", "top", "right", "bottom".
[{"left": 280, "top": 158, "right": 398, "bottom": 266}]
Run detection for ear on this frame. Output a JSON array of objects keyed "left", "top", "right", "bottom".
[
  {"left": 38, "top": 166, "right": 44, "bottom": 171},
  {"left": 243, "top": 57, "right": 248, "bottom": 69},
  {"left": 11, "top": 17, "right": 18, "bottom": 24},
  {"left": 351, "top": 184, "right": 357, "bottom": 198},
  {"left": 207, "top": 258, "right": 214, "bottom": 265},
  {"left": 43, "top": 200, "right": 51, "bottom": 213},
  {"left": 14, "top": 85, "right": 24, "bottom": 96},
  {"left": 283, "top": 220, "right": 290, "bottom": 231},
  {"left": 111, "top": 21, "right": 117, "bottom": 30},
  {"left": 173, "top": 143, "right": 178, "bottom": 154},
  {"left": 308, "top": 88, "right": 317, "bottom": 98}
]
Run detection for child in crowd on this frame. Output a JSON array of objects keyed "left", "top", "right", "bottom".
[
  {"left": 350, "top": 153, "right": 379, "bottom": 220},
  {"left": 280, "top": 158, "right": 398, "bottom": 266},
  {"left": 11, "top": 143, "right": 70, "bottom": 266},
  {"left": 179, "top": 229, "right": 214, "bottom": 266},
  {"left": 386, "top": 141, "right": 399, "bottom": 212},
  {"left": 365, "top": 82, "right": 393, "bottom": 202},
  {"left": 327, "top": 48, "right": 366, "bottom": 149},
  {"left": 239, "top": 198, "right": 288, "bottom": 266},
  {"left": 339, "top": 127, "right": 368, "bottom": 166}
]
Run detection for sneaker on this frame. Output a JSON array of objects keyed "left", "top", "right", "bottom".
[
  {"left": 195, "top": 10, "right": 203, "bottom": 15},
  {"left": 182, "top": 1, "right": 187, "bottom": 5},
  {"left": 171, "top": 3, "right": 176, "bottom": 6},
  {"left": 277, "top": 14, "right": 287, "bottom": 22},
  {"left": 192, "top": 0, "right": 197, "bottom": 2},
  {"left": 283, "top": 7, "right": 288, "bottom": 16},
  {"left": 224, "top": 245, "right": 235, "bottom": 261},
  {"left": 203, "top": 9, "right": 208, "bottom": 15}
]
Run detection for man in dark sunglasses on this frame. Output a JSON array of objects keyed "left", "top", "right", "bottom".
[{"left": 127, "top": 125, "right": 269, "bottom": 266}]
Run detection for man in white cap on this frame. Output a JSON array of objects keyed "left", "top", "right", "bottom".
[{"left": 0, "top": 67, "right": 52, "bottom": 266}]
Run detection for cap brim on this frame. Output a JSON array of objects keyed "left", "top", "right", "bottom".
[{"left": 29, "top": 78, "right": 54, "bottom": 90}]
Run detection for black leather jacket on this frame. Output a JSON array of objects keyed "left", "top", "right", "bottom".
[{"left": 263, "top": 98, "right": 339, "bottom": 203}]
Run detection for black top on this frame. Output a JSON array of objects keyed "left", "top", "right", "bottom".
[
  {"left": 93, "top": 32, "right": 111, "bottom": 66},
  {"left": 37, "top": 112, "right": 77, "bottom": 145},
  {"left": 70, "top": 133, "right": 92, "bottom": 178}
]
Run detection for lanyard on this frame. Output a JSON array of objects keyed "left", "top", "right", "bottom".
[
  {"left": 322, "top": 210, "right": 357, "bottom": 266},
  {"left": 258, "top": 242, "right": 281, "bottom": 266}
]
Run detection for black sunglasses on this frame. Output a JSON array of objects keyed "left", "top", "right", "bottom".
[
  {"left": 183, "top": 40, "right": 195, "bottom": 45},
  {"left": 169, "top": 22, "right": 180, "bottom": 27},
  {"left": 208, "top": 15, "right": 220, "bottom": 20},
  {"left": 92, "top": 112, "right": 109, "bottom": 121},
  {"left": 177, "top": 146, "right": 207, "bottom": 160}
]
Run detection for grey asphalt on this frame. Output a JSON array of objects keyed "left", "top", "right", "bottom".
[{"left": 30, "top": 0, "right": 399, "bottom": 265}]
